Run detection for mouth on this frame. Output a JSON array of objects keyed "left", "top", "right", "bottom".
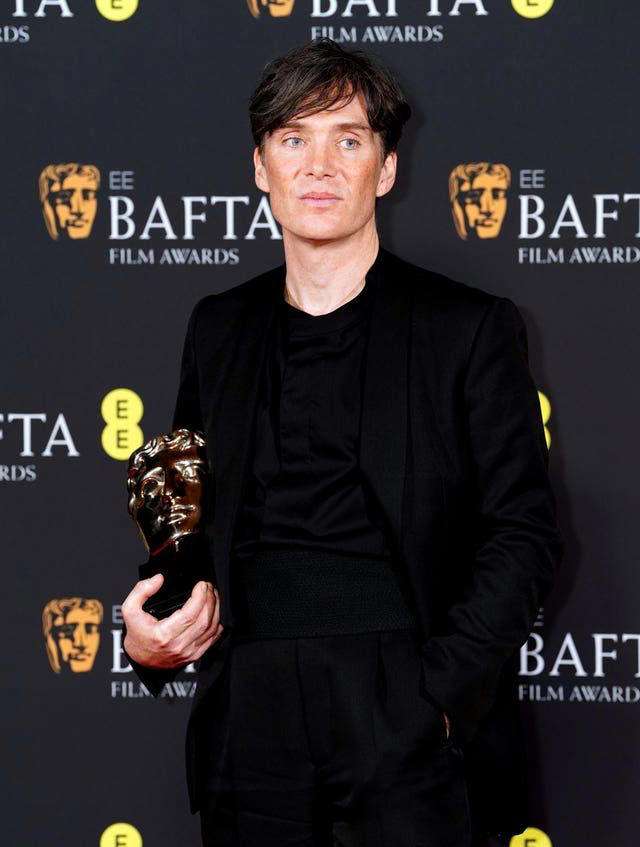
[
  {"left": 300, "top": 194, "right": 341, "bottom": 207},
  {"left": 164, "top": 506, "right": 194, "bottom": 525}
]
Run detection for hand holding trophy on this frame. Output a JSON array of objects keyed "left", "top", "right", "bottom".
[{"left": 126, "top": 428, "right": 216, "bottom": 619}]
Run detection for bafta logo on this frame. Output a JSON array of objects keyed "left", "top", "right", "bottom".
[
  {"left": 449, "top": 162, "right": 511, "bottom": 240},
  {"left": 38, "top": 163, "right": 101, "bottom": 240},
  {"left": 42, "top": 598, "right": 103, "bottom": 673},
  {"left": 247, "top": 0, "right": 295, "bottom": 18}
]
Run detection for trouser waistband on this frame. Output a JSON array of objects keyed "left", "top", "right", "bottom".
[{"left": 231, "top": 548, "right": 419, "bottom": 639}]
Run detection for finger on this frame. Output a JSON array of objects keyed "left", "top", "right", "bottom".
[
  {"left": 159, "top": 580, "right": 209, "bottom": 640},
  {"left": 189, "top": 597, "right": 221, "bottom": 649},
  {"left": 189, "top": 625, "right": 225, "bottom": 662},
  {"left": 122, "top": 573, "right": 164, "bottom": 623},
  {"left": 181, "top": 588, "right": 220, "bottom": 655},
  {"left": 171, "top": 585, "right": 218, "bottom": 655},
  {"left": 187, "top": 621, "right": 226, "bottom": 662}
]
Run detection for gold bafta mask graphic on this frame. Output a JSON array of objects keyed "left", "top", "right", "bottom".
[
  {"left": 127, "top": 429, "right": 209, "bottom": 557},
  {"left": 247, "top": 0, "right": 295, "bottom": 18},
  {"left": 42, "top": 598, "right": 103, "bottom": 673},
  {"left": 449, "top": 162, "right": 511, "bottom": 240},
  {"left": 38, "top": 163, "right": 101, "bottom": 240}
]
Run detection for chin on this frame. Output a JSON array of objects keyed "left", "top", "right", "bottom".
[{"left": 289, "top": 222, "right": 355, "bottom": 242}]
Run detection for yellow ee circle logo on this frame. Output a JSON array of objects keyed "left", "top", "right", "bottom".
[
  {"left": 99, "top": 822, "right": 142, "bottom": 847},
  {"left": 95, "top": 0, "right": 139, "bottom": 22},
  {"left": 510, "top": 827, "right": 552, "bottom": 846},
  {"left": 100, "top": 388, "right": 144, "bottom": 461},
  {"left": 511, "top": 0, "right": 554, "bottom": 18},
  {"left": 538, "top": 389, "right": 552, "bottom": 450}
]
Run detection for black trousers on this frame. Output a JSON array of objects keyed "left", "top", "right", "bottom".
[{"left": 199, "top": 627, "right": 472, "bottom": 847}]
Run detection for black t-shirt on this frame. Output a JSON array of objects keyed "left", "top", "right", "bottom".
[{"left": 231, "top": 276, "right": 392, "bottom": 562}]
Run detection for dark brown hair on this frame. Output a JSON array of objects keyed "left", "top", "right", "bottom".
[{"left": 249, "top": 38, "right": 411, "bottom": 162}]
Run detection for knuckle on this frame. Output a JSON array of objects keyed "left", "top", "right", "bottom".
[{"left": 152, "top": 630, "right": 170, "bottom": 651}]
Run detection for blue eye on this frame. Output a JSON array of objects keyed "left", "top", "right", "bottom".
[{"left": 282, "top": 137, "right": 361, "bottom": 150}]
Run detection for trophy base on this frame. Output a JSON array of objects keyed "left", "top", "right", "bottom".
[
  {"left": 140, "top": 588, "right": 193, "bottom": 620},
  {"left": 138, "top": 534, "right": 214, "bottom": 620}
]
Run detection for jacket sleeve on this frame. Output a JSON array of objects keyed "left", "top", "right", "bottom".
[
  {"left": 121, "top": 620, "right": 183, "bottom": 697},
  {"left": 418, "top": 296, "right": 564, "bottom": 745},
  {"left": 120, "top": 300, "right": 207, "bottom": 698},
  {"left": 171, "top": 298, "right": 205, "bottom": 432}
]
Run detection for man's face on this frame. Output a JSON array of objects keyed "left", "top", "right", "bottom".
[
  {"left": 253, "top": 91, "right": 396, "bottom": 243},
  {"left": 133, "top": 445, "right": 207, "bottom": 552},
  {"left": 458, "top": 172, "right": 508, "bottom": 239},
  {"left": 52, "top": 608, "right": 101, "bottom": 672},
  {"left": 49, "top": 173, "right": 98, "bottom": 239}
]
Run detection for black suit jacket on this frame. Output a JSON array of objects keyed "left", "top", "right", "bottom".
[{"left": 123, "top": 245, "right": 563, "bottom": 836}]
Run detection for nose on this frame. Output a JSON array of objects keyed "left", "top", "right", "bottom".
[
  {"left": 164, "top": 466, "right": 186, "bottom": 496},
  {"left": 74, "top": 626, "right": 88, "bottom": 651},
  {"left": 479, "top": 189, "right": 494, "bottom": 215},
  {"left": 70, "top": 189, "right": 83, "bottom": 215},
  {"left": 306, "top": 140, "right": 335, "bottom": 179}
]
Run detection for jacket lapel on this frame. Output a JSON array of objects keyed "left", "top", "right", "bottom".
[
  {"left": 212, "top": 264, "right": 283, "bottom": 615},
  {"left": 359, "top": 247, "right": 412, "bottom": 552}
]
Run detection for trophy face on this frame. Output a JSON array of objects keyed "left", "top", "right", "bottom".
[{"left": 129, "top": 440, "right": 208, "bottom": 555}]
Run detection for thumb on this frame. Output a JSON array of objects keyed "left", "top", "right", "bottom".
[{"left": 131, "top": 572, "right": 164, "bottom": 605}]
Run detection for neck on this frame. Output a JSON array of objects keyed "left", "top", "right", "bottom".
[{"left": 281, "top": 225, "right": 380, "bottom": 316}]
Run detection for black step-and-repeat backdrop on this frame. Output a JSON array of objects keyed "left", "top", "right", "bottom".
[{"left": 3, "top": 2, "right": 638, "bottom": 845}]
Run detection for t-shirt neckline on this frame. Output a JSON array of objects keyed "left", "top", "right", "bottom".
[{"left": 282, "top": 280, "right": 371, "bottom": 338}]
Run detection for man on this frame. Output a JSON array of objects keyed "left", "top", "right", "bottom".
[{"left": 121, "top": 38, "right": 563, "bottom": 847}]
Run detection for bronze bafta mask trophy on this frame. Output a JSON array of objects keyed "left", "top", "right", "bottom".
[{"left": 127, "top": 428, "right": 214, "bottom": 619}]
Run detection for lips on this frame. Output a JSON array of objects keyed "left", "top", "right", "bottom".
[
  {"left": 300, "top": 193, "right": 341, "bottom": 207},
  {"left": 163, "top": 505, "right": 195, "bottom": 525}
]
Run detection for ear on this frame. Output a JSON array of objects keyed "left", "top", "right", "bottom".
[
  {"left": 253, "top": 145, "right": 270, "bottom": 193},
  {"left": 376, "top": 150, "right": 397, "bottom": 199}
]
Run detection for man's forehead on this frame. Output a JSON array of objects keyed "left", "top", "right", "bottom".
[{"left": 277, "top": 94, "right": 373, "bottom": 132}]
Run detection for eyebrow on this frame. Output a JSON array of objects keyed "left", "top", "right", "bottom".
[{"left": 278, "top": 121, "right": 373, "bottom": 134}]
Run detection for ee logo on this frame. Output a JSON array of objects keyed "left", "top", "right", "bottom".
[
  {"left": 538, "top": 390, "right": 552, "bottom": 450},
  {"left": 510, "top": 827, "right": 552, "bottom": 846},
  {"left": 99, "top": 822, "right": 142, "bottom": 846},
  {"left": 95, "top": 0, "right": 139, "bottom": 21},
  {"left": 511, "top": 0, "right": 554, "bottom": 18},
  {"left": 101, "top": 388, "right": 144, "bottom": 461}
]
